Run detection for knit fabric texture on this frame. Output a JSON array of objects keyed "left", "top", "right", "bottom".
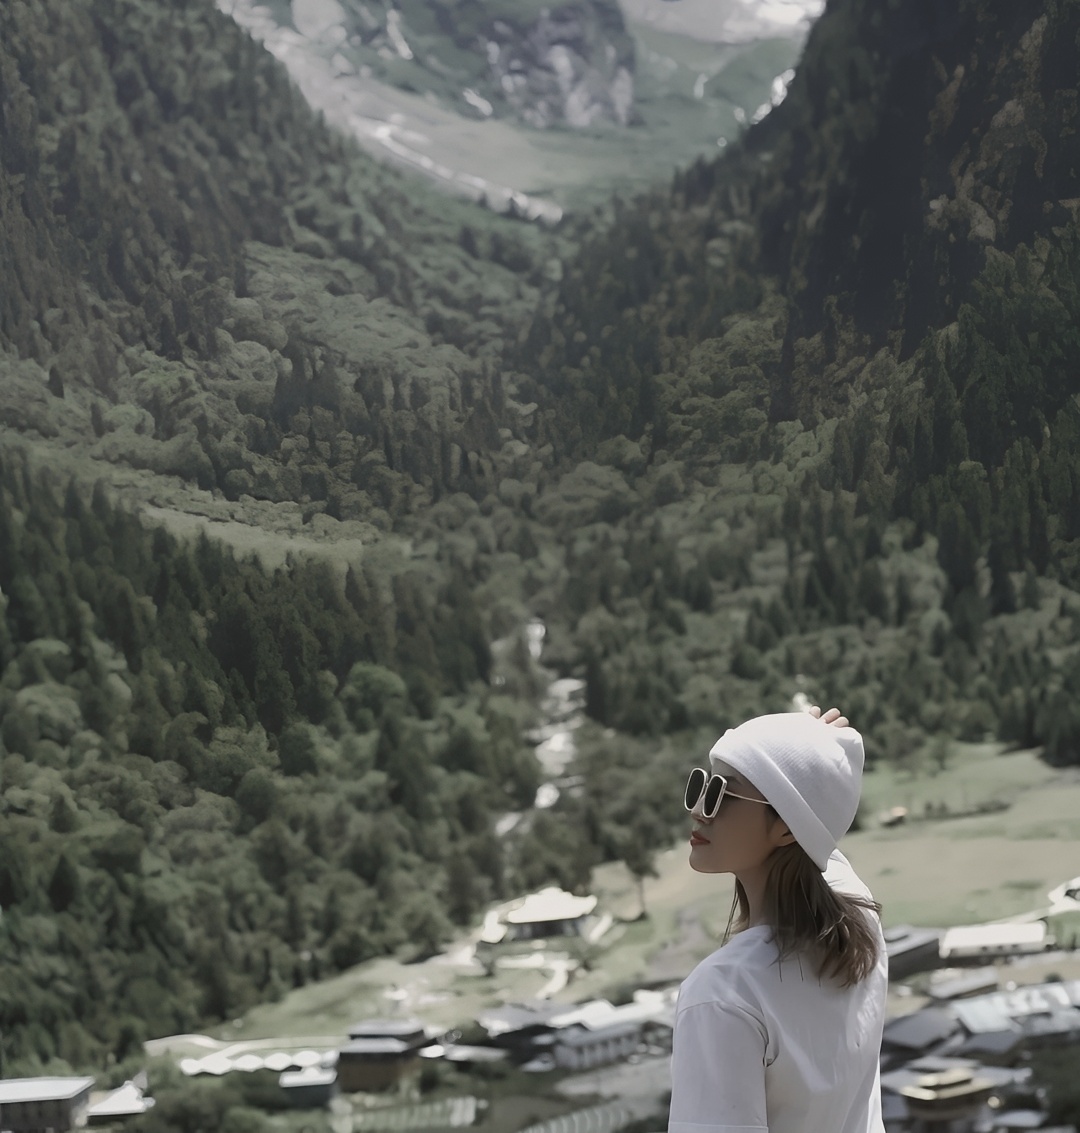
[{"left": 708, "top": 712, "right": 865, "bottom": 871}]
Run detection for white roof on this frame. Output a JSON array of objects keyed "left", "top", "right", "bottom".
[
  {"left": 280, "top": 1067, "right": 337, "bottom": 1089},
  {"left": 549, "top": 990, "right": 672, "bottom": 1031},
  {"left": 504, "top": 887, "right": 597, "bottom": 925},
  {"left": 180, "top": 1053, "right": 234, "bottom": 1076},
  {"left": 941, "top": 922, "right": 1046, "bottom": 949},
  {"left": 1048, "top": 875, "right": 1080, "bottom": 907},
  {"left": 87, "top": 1083, "right": 155, "bottom": 1118},
  {"left": 0, "top": 1077, "right": 95, "bottom": 1103},
  {"left": 480, "top": 909, "right": 508, "bottom": 944}
]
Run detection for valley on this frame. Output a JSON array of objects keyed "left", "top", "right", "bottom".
[{"left": 4, "top": 1, "right": 1080, "bottom": 1129}]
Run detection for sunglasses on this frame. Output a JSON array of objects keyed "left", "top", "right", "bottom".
[{"left": 684, "top": 767, "right": 771, "bottom": 819}]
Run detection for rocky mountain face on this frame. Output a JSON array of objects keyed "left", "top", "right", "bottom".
[
  {"left": 480, "top": 0, "right": 635, "bottom": 128},
  {"left": 258, "top": 0, "right": 635, "bottom": 128}
]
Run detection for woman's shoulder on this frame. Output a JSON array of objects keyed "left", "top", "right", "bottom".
[{"left": 678, "top": 928, "right": 778, "bottom": 1011}]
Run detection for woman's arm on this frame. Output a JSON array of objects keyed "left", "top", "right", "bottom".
[{"left": 669, "top": 1001, "right": 768, "bottom": 1133}]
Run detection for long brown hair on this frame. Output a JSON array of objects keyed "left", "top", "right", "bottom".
[{"left": 725, "top": 839, "right": 882, "bottom": 987}]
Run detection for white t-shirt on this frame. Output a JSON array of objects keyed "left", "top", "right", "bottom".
[{"left": 669, "top": 851, "right": 887, "bottom": 1133}]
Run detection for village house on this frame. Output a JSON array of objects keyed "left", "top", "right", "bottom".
[
  {"left": 880, "top": 1007, "right": 963, "bottom": 1067},
  {"left": 86, "top": 1079, "right": 155, "bottom": 1125},
  {"left": 938, "top": 922, "right": 1053, "bottom": 963},
  {"left": 278, "top": 1065, "right": 338, "bottom": 1108},
  {"left": 551, "top": 1021, "right": 643, "bottom": 1070},
  {"left": 880, "top": 1056, "right": 1032, "bottom": 1132},
  {"left": 949, "top": 979, "right": 1080, "bottom": 1038},
  {"left": 474, "top": 990, "right": 674, "bottom": 1071},
  {"left": 475, "top": 1000, "right": 567, "bottom": 1051},
  {"left": 480, "top": 887, "right": 599, "bottom": 947},
  {"left": 883, "top": 925, "right": 943, "bottom": 979},
  {"left": 0, "top": 1077, "right": 95, "bottom": 1133},
  {"left": 336, "top": 1017, "right": 431, "bottom": 1092}
]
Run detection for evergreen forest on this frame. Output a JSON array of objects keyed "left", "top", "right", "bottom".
[{"left": 2, "top": 0, "right": 1080, "bottom": 1082}]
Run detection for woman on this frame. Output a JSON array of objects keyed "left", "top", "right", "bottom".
[{"left": 668, "top": 707, "right": 887, "bottom": 1133}]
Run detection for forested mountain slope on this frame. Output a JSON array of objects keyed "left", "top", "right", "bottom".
[
  {"left": 0, "top": 0, "right": 545, "bottom": 530},
  {"left": 0, "top": 0, "right": 548, "bottom": 1070},
  {"left": 502, "top": 0, "right": 1080, "bottom": 870},
  {"left": 0, "top": 448, "right": 536, "bottom": 1067},
  {"left": 522, "top": 0, "right": 1080, "bottom": 442}
]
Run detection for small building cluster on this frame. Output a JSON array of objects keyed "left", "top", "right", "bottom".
[
  {"left": 311, "top": 988, "right": 674, "bottom": 1099},
  {"left": 879, "top": 978, "right": 1080, "bottom": 1131},
  {"left": 472, "top": 989, "right": 675, "bottom": 1072},
  {"left": 877, "top": 900, "right": 1080, "bottom": 1130},
  {"left": 9, "top": 881, "right": 1079, "bottom": 1133}
]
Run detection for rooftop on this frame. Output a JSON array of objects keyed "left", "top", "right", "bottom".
[
  {"left": 86, "top": 1082, "right": 155, "bottom": 1119},
  {"left": 0, "top": 1077, "right": 96, "bottom": 1104},
  {"left": 475, "top": 1001, "right": 565, "bottom": 1038},
  {"left": 940, "top": 922, "right": 1047, "bottom": 950},
  {"left": 504, "top": 888, "right": 597, "bottom": 925},
  {"left": 548, "top": 990, "right": 674, "bottom": 1032},
  {"left": 952, "top": 979, "right": 1080, "bottom": 1034},
  {"left": 554, "top": 1022, "right": 643, "bottom": 1047},
  {"left": 340, "top": 1037, "right": 415, "bottom": 1056},
  {"left": 881, "top": 1008, "right": 960, "bottom": 1054},
  {"left": 280, "top": 1067, "right": 338, "bottom": 1089},
  {"left": 880, "top": 1056, "right": 1024, "bottom": 1099}
]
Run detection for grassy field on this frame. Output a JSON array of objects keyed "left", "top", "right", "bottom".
[
  {"left": 222, "top": 742, "right": 1080, "bottom": 1046},
  {"left": 850, "top": 744, "right": 1080, "bottom": 924}
]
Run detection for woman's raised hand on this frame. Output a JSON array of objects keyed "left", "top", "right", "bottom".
[{"left": 807, "top": 705, "right": 850, "bottom": 729}]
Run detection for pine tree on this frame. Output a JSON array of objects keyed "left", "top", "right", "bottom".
[{"left": 48, "top": 853, "right": 81, "bottom": 912}]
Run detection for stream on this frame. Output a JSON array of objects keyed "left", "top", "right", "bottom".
[{"left": 495, "top": 620, "right": 586, "bottom": 837}]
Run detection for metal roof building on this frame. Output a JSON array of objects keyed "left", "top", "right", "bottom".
[{"left": 0, "top": 1077, "right": 96, "bottom": 1133}]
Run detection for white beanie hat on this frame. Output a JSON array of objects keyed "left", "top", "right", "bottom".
[{"left": 709, "top": 712, "right": 864, "bottom": 871}]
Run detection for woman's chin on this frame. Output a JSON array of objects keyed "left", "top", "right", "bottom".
[{"left": 688, "top": 845, "right": 721, "bottom": 873}]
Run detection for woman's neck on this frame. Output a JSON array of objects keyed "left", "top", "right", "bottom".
[{"left": 737, "top": 865, "right": 773, "bottom": 929}]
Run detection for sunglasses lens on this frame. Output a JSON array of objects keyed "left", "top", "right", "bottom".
[
  {"left": 685, "top": 768, "right": 706, "bottom": 811},
  {"left": 702, "top": 775, "right": 726, "bottom": 816}
]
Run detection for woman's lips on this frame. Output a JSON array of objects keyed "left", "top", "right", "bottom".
[{"left": 690, "top": 830, "right": 710, "bottom": 846}]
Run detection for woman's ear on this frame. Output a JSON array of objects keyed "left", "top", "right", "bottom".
[{"left": 768, "top": 815, "right": 796, "bottom": 848}]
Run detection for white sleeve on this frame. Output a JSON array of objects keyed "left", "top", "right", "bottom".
[{"left": 668, "top": 1000, "right": 769, "bottom": 1133}]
